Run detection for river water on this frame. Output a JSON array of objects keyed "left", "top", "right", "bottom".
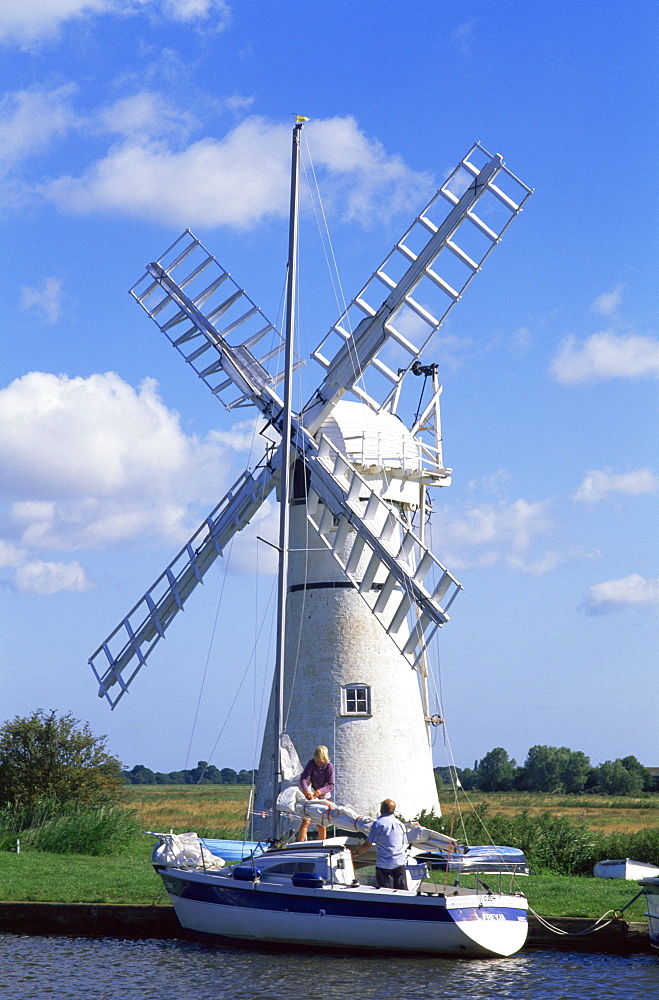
[{"left": 1, "top": 935, "right": 657, "bottom": 999}]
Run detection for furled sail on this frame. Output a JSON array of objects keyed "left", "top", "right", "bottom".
[{"left": 276, "top": 785, "right": 457, "bottom": 851}]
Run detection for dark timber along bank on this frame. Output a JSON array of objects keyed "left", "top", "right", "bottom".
[{"left": 0, "top": 903, "right": 652, "bottom": 954}]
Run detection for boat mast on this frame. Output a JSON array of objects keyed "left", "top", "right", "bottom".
[{"left": 272, "top": 118, "right": 304, "bottom": 840}]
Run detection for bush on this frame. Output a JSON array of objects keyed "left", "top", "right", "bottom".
[
  {"left": 417, "top": 805, "right": 659, "bottom": 876},
  {"left": 0, "top": 710, "right": 123, "bottom": 809},
  {"left": 0, "top": 798, "right": 143, "bottom": 855}
]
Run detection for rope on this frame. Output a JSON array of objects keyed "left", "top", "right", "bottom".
[{"left": 528, "top": 888, "right": 645, "bottom": 937}]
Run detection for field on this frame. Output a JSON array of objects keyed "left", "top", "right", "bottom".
[
  {"left": 124, "top": 784, "right": 251, "bottom": 839},
  {"left": 122, "top": 784, "right": 659, "bottom": 838},
  {"left": 435, "top": 790, "right": 659, "bottom": 835}
]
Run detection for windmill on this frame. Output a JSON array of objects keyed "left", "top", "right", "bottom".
[{"left": 89, "top": 139, "right": 532, "bottom": 834}]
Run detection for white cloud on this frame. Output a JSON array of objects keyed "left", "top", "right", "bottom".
[
  {"left": 163, "top": 0, "right": 229, "bottom": 23},
  {"left": 551, "top": 331, "right": 659, "bottom": 383},
  {"left": 306, "top": 116, "right": 434, "bottom": 226},
  {"left": 0, "top": 0, "right": 229, "bottom": 47},
  {"left": 582, "top": 574, "right": 659, "bottom": 614},
  {"left": 0, "top": 371, "right": 258, "bottom": 592},
  {"left": 452, "top": 20, "right": 476, "bottom": 56},
  {"left": 98, "top": 91, "right": 198, "bottom": 139},
  {"left": 224, "top": 95, "right": 255, "bottom": 114},
  {"left": 13, "top": 559, "right": 91, "bottom": 594},
  {"left": 20, "top": 277, "right": 63, "bottom": 324},
  {"left": 0, "top": 85, "right": 79, "bottom": 172},
  {"left": 210, "top": 419, "right": 263, "bottom": 452},
  {"left": 574, "top": 467, "right": 659, "bottom": 503},
  {"left": 432, "top": 496, "right": 597, "bottom": 576},
  {"left": 433, "top": 498, "right": 567, "bottom": 575},
  {"left": 467, "top": 469, "right": 513, "bottom": 494},
  {"left": 0, "top": 1, "right": 114, "bottom": 46},
  {"left": 0, "top": 538, "right": 26, "bottom": 569},
  {"left": 511, "top": 326, "right": 531, "bottom": 353},
  {"left": 591, "top": 284, "right": 623, "bottom": 317},
  {"left": 43, "top": 115, "right": 434, "bottom": 229}
]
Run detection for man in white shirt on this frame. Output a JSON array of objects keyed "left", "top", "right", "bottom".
[{"left": 351, "top": 798, "right": 408, "bottom": 889}]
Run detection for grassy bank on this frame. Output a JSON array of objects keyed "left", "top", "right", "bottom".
[
  {"left": 0, "top": 786, "right": 655, "bottom": 922},
  {"left": 0, "top": 844, "right": 649, "bottom": 921}
]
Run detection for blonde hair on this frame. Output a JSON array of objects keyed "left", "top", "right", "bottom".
[{"left": 313, "top": 745, "right": 330, "bottom": 764}]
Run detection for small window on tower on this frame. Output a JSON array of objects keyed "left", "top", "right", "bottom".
[{"left": 341, "top": 684, "right": 371, "bottom": 716}]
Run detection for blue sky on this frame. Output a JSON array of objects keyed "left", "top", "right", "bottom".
[{"left": 1, "top": 0, "right": 657, "bottom": 777}]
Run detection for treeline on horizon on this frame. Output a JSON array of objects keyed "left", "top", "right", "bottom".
[
  {"left": 122, "top": 761, "right": 255, "bottom": 785},
  {"left": 123, "top": 744, "right": 657, "bottom": 795},
  {"left": 434, "top": 745, "right": 658, "bottom": 796}
]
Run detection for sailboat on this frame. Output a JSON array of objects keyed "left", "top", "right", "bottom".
[{"left": 90, "top": 120, "right": 533, "bottom": 957}]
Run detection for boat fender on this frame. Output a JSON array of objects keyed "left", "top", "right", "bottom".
[
  {"left": 292, "top": 873, "right": 326, "bottom": 888},
  {"left": 232, "top": 865, "right": 263, "bottom": 882}
]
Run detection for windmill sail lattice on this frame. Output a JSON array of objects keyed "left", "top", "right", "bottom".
[
  {"left": 89, "top": 142, "right": 531, "bottom": 708},
  {"left": 130, "top": 231, "right": 296, "bottom": 412},
  {"left": 304, "top": 142, "right": 533, "bottom": 429}
]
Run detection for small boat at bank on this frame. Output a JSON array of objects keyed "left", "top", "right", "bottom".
[{"left": 593, "top": 859, "right": 659, "bottom": 880}]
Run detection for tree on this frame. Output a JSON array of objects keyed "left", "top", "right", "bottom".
[
  {"left": 517, "top": 745, "right": 591, "bottom": 793},
  {"left": 123, "top": 764, "right": 155, "bottom": 784},
  {"left": 0, "top": 709, "right": 123, "bottom": 808},
  {"left": 589, "top": 758, "right": 646, "bottom": 796},
  {"left": 560, "top": 750, "right": 591, "bottom": 794},
  {"left": 237, "top": 769, "right": 256, "bottom": 785},
  {"left": 455, "top": 767, "right": 479, "bottom": 790},
  {"left": 476, "top": 748, "right": 518, "bottom": 791},
  {"left": 620, "top": 755, "right": 654, "bottom": 792}
]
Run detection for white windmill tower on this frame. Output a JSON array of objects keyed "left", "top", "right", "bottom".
[{"left": 89, "top": 132, "right": 532, "bottom": 838}]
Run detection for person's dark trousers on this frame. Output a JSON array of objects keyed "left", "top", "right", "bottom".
[{"left": 376, "top": 865, "right": 407, "bottom": 889}]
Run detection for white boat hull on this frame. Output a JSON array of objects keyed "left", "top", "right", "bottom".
[
  {"left": 640, "top": 878, "right": 659, "bottom": 951},
  {"left": 158, "top": 866, "right": 528, "bottom": 958},
  {"left": 593, "top": 859, "right": 659, "bottom": 880}
]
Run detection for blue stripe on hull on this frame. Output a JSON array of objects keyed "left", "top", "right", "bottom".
[{"left": 160, "top": 871, "right": 526, "bottom": 925}]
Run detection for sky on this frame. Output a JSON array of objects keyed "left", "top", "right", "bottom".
[{"left": 0, "top": 0, "right": 657, "bottom": 779}]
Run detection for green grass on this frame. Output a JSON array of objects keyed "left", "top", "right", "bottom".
[
  {"left": 523, "top": 872, "right": 647, "bottom": 921},
  {"left": 0, "top": 842, "right": 165, "bottom": 904},
  {"left": 0, "top": 842, "right": 649, "bottom": 921},
  {"left": 0, "top": 800, "right": 145, "bottom": 856}
]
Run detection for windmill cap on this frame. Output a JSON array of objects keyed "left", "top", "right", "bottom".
[{"left": 321, "top": 401, "right": 420, "bottom": 473}]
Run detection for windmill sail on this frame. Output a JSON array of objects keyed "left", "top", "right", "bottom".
[
  {"left": 90, "top": 419, "right": 460, "bottom": 707},
  {"left": 130, "top": 231, "right": 297, "bottom": 412},
  {"left": 304, "top": 142, "right": 533, "bottom": 430},
  {"left": 89, "top": 462, "right": 277, "bottom": 708},
  {"left": 90, "top": 142, "right": 530, "bottom": 711}
]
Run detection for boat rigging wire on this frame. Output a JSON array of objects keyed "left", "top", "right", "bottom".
[
  {"left": 301, "top": 135, "right": 369, "bottom": 409},
  {"left": 202, "top": 574, "right": 278, "bottom": 775},
  {"left": 185, "top": 396, "right": 271, "bottom": 778},
  {"left": 184, "top": 529, "right": 237, "bottom": 774}
]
